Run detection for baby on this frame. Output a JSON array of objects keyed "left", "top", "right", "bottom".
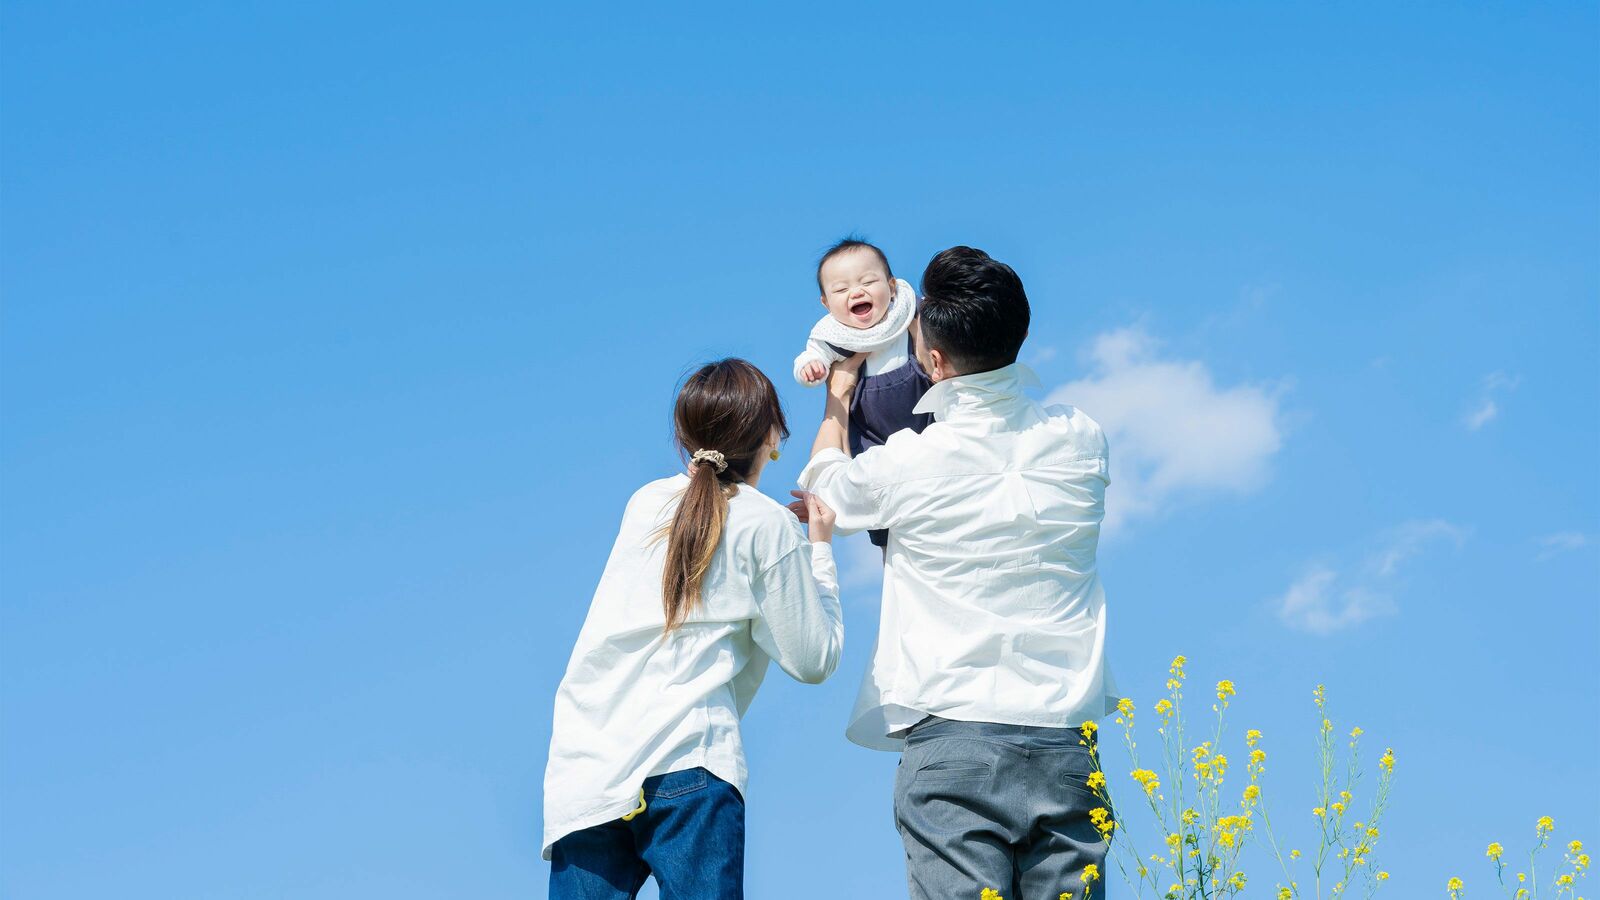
[{"left": 793, "top": 238, "right": 933, "bottom": 547}]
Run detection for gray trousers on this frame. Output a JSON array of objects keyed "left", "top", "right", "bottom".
[{"left": 894, "top": 716, "right": 1110, "bottom": 900}]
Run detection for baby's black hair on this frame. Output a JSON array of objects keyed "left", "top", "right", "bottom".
[{"left": 816, "top": 235, "right": 893, "bottom": 293}]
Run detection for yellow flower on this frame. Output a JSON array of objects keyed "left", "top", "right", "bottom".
[
  {"left": 1086, "top": 771, "right": 1106, "bottom": 791},
  {"left": 1576, "top": 852, "right": 1589, "bottom": 870},
  {"left": 1349, "top": 726, "right": 1363, "bottom": 739},
  {"left": 1379, "top": 748, "right": 1395, "bottom": 774},
  {"left": 1246, "top": 728, "right": 1262, "bottom": 746},
  {"left": 1244, "top": 784, "right": 1261, "bottom": 801},
  {"left": 1290, "top": 849, "right": 1301, "bottom": 859},
  {"left": 1378, "top": 872, "right": 1389, "bottom": 881},
  {"left": 1277, "top": 888, "right": 1292, "bottom": 900},
  {"left": 1216, "top": 679, "right": 1236, "bottom": 701},
  {"left": 1155, "top": 698, "right": 1174, "bottom": 717},
  {"left": 1557, "top": 874, "right": 1574, "bottom": 887},
  {"left": 1131, "top": 768, "right": 1160, "bottom": 796},
  {"left": 1170, "top": 655, "right": 1187, "bottom": 673},
  {"left": 1537, "top": 816, "right": 1555, "bottom": 836},
  {"left": 1088, "top": 807, "right": 1115, "bottom": 839},
  {"left": 1081, "top": 864, "right": 1100, "bottom": 884},
  {"left": 1569, "top": 839, "right": 1584, "bottom": 854},
  {"left": 1166, "top": 833, "right": 1182, "bottom": 850},
  {"left": 1487, "top": 842, "right": 1504, "bottom": 860},
  {"left": 1251, "top": 748, "right": 1267, "bottom": 765},
  {"left": 981, "top": 890, "right": 1004, "bottom": 900},
  {"left": 1447, "top": 876, "right": 1464, "bottom": 891},
  {"left": 1117, "top": 697, "right": 1135, "bottom": 715},
  {"left": 1313, "top": 807, "right": 1327, "bottom": 818},
  {"left": 1182, "top": 808, "right": 1199, "bottom": 826}
]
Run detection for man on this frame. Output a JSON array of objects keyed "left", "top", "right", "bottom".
[{"left": 797, "top": 246, "right": 1115, "bottom": 900}]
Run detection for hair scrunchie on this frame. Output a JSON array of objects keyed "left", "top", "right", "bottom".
[{"left": 691, "top": 449, "right": 728, "bottom": 473}]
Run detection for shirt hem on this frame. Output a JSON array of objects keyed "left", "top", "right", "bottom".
[{"left": 542, "top": 754, "right": 749, "bottom": 861}]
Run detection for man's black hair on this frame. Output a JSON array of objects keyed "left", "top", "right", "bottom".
[
  {"left": 917, "top": 246, "right": 1030, "bottom": 375},
  {"left": 816, "top": 235, "right": 893, "bottom": 293}
]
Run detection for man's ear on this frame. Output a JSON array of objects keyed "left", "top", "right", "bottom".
[{"left": 927, "top": 348, "right": 951, "bottom": 382}]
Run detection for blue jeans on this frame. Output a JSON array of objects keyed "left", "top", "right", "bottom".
[
  {"left": 894, "top": 716, "right": 1111, "bottom": 900},
  {"left": 548, "top": 767, "right": 745, "bottom": 900}
]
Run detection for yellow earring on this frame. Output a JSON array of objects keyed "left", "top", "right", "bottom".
[{"left": 769, "top": 449, "right": 781, "bottom": 462}]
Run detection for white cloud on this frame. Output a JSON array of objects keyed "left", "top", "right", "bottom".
[
  {"left": 1275, "top": 567, "right": 1396, "bottom": 635},
  {"left": 1463, "top": 399, "right": 1499, "bottom": 431},
  {"left": 1536, "top": 531, "right": 1593, "bottom": 561},
  {"left": 1372, "top": 519, "right": 1469, "bottom": 577},
  {"left": 1275, "top": 519, "right": 1467, "bottom": 635},
  {"left": 1462, "top": 371, "right": 1519, "bottom": 431},
  {"left": 835, "top": 531, "right": 884, "bottom": 596},
  {"left": 1046, "top": 327, "right": 1286, "bottom": 532},
  {"left": 1028, "top": 345, "right": 1059, "bottom": 365}
]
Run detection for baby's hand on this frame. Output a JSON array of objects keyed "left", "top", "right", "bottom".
[{"left": 802, "top": 360, "right": 828, "bottom": 384}]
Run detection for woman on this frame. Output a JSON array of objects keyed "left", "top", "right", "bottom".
[{"left": 542, "top": 358, "right": 844, "bottom": 899}]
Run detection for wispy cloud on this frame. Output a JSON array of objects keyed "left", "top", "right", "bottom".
[
  {"left": 1046, "top": 326, "right": 1286, "bottom": 533},
  {"left": 1275, "top": 567, "right": 1395, "bottom": 635},
  {"left": 1463, "top": 399, "right": 1499, "bottom": 430},
  {"left": 1373, "top": 519, "right": 1469, "bottom": 577},
  {"left": 1462, "top": 371, "right": 1519, "bottom": 431},
  {"left": 834, "top": 531, "right": 884, "bottom": 596},
  {"left": 1536, "top": 531, "right": 1593, "bottom": 561},
  {"left": 1275, "top": 519, "right": 1468, "bottom": 635}
]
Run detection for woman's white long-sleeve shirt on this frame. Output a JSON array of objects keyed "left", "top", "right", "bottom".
[{"left": 541, "top": 474, "right": 843, "bottom": 859}]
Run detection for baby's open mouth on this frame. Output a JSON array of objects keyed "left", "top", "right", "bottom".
[{"left": 850, "top": 300, "right": 874, "bottom": 318}]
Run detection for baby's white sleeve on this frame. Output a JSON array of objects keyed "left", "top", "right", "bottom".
[{"left": 793, "top": 337, "right": 843, "bottom": 386}]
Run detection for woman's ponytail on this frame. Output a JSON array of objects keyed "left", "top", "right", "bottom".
[
  {"left": 660, "top": 454, "right": 730, "bottom": 631},
  {"left": 658, "top": 360, "right": 788, "bottom": 633}
]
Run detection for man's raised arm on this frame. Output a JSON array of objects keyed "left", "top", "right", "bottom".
[
  {"left": 797, "top": 355, "right": 889, "bottom": 536},
  {"left": 809, "top": 355, "right": 858, "bottom": 460}
]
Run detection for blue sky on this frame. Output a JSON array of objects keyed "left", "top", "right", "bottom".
[{"left": 2, "top": 2, "right": 1596, "bottom": 897}]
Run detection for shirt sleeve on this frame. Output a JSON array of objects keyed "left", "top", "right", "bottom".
[
  {"left": 793, "top": 338, "right": 845, "bottom": 386},
  {"left": 748, "top": 540, "right": 843, "bottom": 685},
  {"left": 797, "top": 445, "right": 895, "bottom": 535}
]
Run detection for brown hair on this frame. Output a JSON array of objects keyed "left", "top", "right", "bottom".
[{"left": 660, "top": 359, "right": 789, "bottom": 631}]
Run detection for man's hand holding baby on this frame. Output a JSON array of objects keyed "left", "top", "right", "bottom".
[{"left": 827, "top": 352, "right": 865, "bottom": 402}]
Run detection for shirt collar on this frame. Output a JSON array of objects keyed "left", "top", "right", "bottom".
[{"left": 912, "top": 362, "right": 1043, "bottom": 419}]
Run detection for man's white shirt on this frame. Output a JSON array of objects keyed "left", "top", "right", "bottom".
[{"left": 798, "top": 362, "right": 1117, "bottom": 750}]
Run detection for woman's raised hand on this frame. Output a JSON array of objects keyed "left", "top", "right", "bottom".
[{"left": 787, "top": 490, "right": 836, "bottom": 544}]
